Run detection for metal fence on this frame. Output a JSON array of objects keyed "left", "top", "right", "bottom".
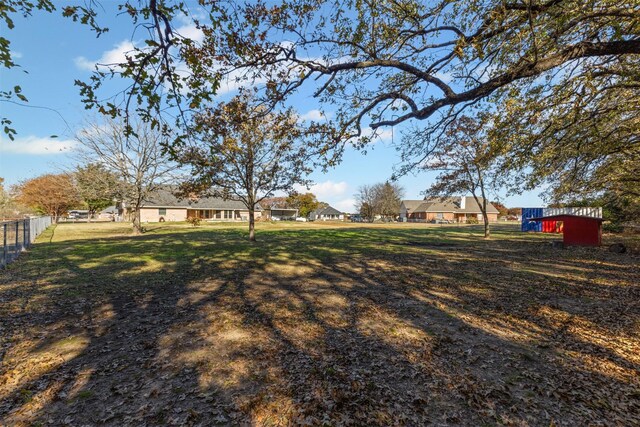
[{"left": 1, "top": 216, "right": 52, "bottom": 268}]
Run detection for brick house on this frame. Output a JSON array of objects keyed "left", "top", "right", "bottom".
[
  {"left": 399, "top": 196, "right": 499, "bottom": 223},
  {"left": 119, "top": 187, "right": 262, "bottom": 222}
]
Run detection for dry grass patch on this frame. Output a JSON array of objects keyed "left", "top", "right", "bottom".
[{"left": 0, "top": 222, "right": 638, "bottom": 425}]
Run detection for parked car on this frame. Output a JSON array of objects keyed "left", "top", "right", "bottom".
[
  {"left": 350, "top": 214, "right": 363, "bottom": 222},
  {"left": 67, "top": 210, "right": 89, "bottom": 219},
  {"left": 295, "top": 217, "right": 307, "bottom": 222}
]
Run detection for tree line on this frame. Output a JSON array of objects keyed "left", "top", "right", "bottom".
[
  {"left": 2, "top": 1, "right": 638, "bottom": 239},
  {"left": 5, "top": 110, "right": 327, "bottom": 240}
]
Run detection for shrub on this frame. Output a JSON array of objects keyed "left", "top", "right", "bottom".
[
  {"left": 187, "top": 217, "right": 202, "bottom": 227},
  {"left": 466, "top": 217, "right": 479, "bottom": 224}
]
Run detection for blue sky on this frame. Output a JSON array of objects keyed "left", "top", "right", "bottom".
[{"left": 0, "top": 3, "right": 544, "bottom": 212}]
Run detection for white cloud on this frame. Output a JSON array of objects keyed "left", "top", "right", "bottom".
[
  {"left": 74, "top": 23, "right": 204, "bottom": 73},
  {"left": 299, "top": 109, "right": 333, "bottom": 122},
  {"left": 295, "top": 180, "right": 348, "bottom": 199},
  {"left": 215, "top": 42, "right": 309, "bottom": 97},
  {"left": 0, "top": 136, "right": 77, "bottom": 155},
  {"left": 434, "top": 71, "right": 453, "bottom": 83},
  {"left": 175, "top": 24, "right": 204, "bottom": 43},
  {"left": 74, "top": 40, "right": 136, "bottom": 71},
  {"left": 362, "top": 127, "right": 393, "bottom": 142},
  {"left": 334, "top": 198, "right": 356, "bottom": 213},
  {"left": 216, "top": 69, "right": 269, "bottom": 95},
  {"left": 11, "top": 51, "right": 23, "bottom": 59}
]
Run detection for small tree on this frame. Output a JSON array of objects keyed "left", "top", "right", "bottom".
[
  {"left": 375, "top": 181, "right": 404, "bottom": 220},
  {"left": 75, "top": 163, "right": 120, "bottom": 221},
  {"left": 177, "top": 95, "right": 313, "bottom": 241},
  {"left": 76, "top": 119, "right": 178, "bottom": 234},
  {"left": 415, "top": 116, "right": 501, "bottom": 238},
  {"left": 355, "top": 182, "right": 404, "bottom": 221},
  {"left": 16, "top": 173, "right": 80, "bottom": 222},
  {"left": 355, "top": 185, "right": 378, "bottom": 222},
  {"left": 286, "top": 192, "right": 320, "bottom": 218}
]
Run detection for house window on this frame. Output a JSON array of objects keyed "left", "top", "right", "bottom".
[
  {"left": 159, "top": 208, "right": 167, "bottom": 215},
  {"left": 436, "top": 212, "right": 443, "bottom": 219},
  {"left": 215, "top": 210, "right": 221, "bottom": 219}
]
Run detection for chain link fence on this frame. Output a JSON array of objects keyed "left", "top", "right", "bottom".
[{"left": 1, "top": 216, "right": 52, "bottom": 268}]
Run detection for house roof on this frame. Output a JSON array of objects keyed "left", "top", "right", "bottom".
[
  {"left": 401, "top": 200, "right": 424, "bottom": 213},
  {"left": 416, "top": 200, "right": 457, "bottom": 213},
  {"left": 456, "top": 197, "right": 500, "bottom": 214},
  {"left": 311, "top": 206, "right": 342, "bottom": 216},
  {"left": 401, "top": 196, "right": 499, "bottom": 214},
  {"left": 141, "top": 187, "right": 260, "bottom": 210}
]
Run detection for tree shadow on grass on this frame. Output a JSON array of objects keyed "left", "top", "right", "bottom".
[{"left": 0, "top": 224, "right": 638, "bottom": 425}]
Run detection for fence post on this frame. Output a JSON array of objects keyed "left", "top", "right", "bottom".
[
  {"left": 15, "top": 221, "right": 19, "bottom": 256},
  {"left": 23, "top": 219, "right": 28, "bottom": 249},
  {"left": 2, "top": 223, "right": 6, "bottom": 266}
]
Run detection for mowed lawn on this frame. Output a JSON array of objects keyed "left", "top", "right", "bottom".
[{"left": 1, "top": 222, "right": 638, "bottom": 426}]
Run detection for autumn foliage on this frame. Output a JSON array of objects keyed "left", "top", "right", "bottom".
[{"left": 16, "top": 174, "right": 80, "bottom": 221}]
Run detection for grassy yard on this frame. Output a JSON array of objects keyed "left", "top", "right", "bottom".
[{"left": 0, "top": 221, "right": 638, "bottom": 426}]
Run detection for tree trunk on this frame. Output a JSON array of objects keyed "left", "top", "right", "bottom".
[
  {"left": 248, "top": 206, "right": 256, "bottom": 242},
  {"left": 469, "top": 189, "right": 490, "bottom": 239},
  {"left": 482, "top": 210, "right": 490, "bottom": 239},
  {"left": 132, "top": 209, "right": 143, "bottom": 234}
]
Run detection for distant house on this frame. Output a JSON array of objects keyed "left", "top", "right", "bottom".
[
  {"left": 263, "top": 207, "right": 298, "bottom": 221},
  {"left": 119, "top": 187, "right": 262, "bottom": 222},
  {"left": 399, "top": 196, "right": 499, "bottom": 223},
  {"left": 309, "top": 206, "right": 344, "bottom": 221},
  {"left": 99, "top": 206, "right": 118, "bottom": 220}
]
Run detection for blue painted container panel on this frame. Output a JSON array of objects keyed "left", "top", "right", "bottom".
[{"left": 521, "top": 208, "right": 543, "bottom": 232}]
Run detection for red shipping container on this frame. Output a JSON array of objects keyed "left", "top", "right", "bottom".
[
  {"left": 541, "top": 220, "right": 563, "bottom": 233},
  {"left": 531, "top": 215, "right": 603, "bottom": 246}
]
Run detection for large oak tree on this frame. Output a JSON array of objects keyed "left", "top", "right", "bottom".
[
  {"left": 490, "top": 55, "right": 639, "bottom": 214},
  {"left": 202, "top": 1, "right": 639, "bottom": 149},
  {"left": 5, "top": 1, "right": 638, "bottom": 207},
  {"left": 176, "top": 95, "right": 314, "bottom": 241}
]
